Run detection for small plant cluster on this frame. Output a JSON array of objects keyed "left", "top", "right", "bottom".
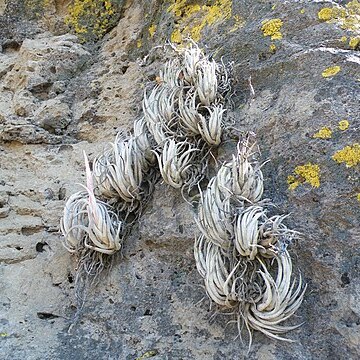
[
  {"left": 194, "top": 138, "right": 306, "bottom": 348},
  {"left": 61, "top": 113, "right": 157, "bottom": 317},
  {"left": 65, "top": 0, "right": 121, "bottom": 42},
  {"left": 61, "top": 43, "right": 306, "bottom": 348}
]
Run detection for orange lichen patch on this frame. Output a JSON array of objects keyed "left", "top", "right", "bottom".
[
  {"left": 287, "top": 163, "right": 321, "bottom": 190},
  {"left": 313, "top": 127, "right": 332, "bottom": 139},
  {"left": 322, "top": 66, "right": 341, "bottom": 78},
  {"left": 338, "top": 120, "right": 350, "bottom": 131},
  {"left": 332, "top": 144, "right": 360, "bottom": 167},
  {"left": 261, "top": 18, "right": 283, "bottom": 40},
  {"left": 167, "top": 0, "right": 236, "bottom": 43}
]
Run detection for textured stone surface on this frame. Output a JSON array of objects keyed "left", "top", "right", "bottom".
[{"left": 0, "top": 1, "right": 359, "bottom": 359}]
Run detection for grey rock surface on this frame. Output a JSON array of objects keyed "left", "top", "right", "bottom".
[{"left": 0, "top": 1, "right": 359, "bottom": 359}]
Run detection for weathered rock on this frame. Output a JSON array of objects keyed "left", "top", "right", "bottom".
[
  {"left": 34, "top": 98, "right": 71, "bottom": 134},
  {"left": 0, "top": 190, "right": 10, "bottom": 218},
  {"left": 1, "top": 1, "right": 359, "bottom": 359}
]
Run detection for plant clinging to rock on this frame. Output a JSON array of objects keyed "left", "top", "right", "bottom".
[{"left": 60, "top": 42, "right": 306, "bottom": 348}]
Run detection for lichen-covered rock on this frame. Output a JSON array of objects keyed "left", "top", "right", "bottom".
[{"left": 1, "top": 1, "right": 359, "bottom": 359}]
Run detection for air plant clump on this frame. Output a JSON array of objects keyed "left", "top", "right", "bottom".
[
  {"left": 142, "top": 43, "right": 305, "bottom": 347},
  {"left": 60, "top": 42, "right": 306, "bottom": 347},
  {"left": 193, "top": 136, "right": 306, "bottom": 349},
  {"left": 142, "top": 43, "right": 233, "bottom": 195},
  {"left": 61, "top": 113, "right": 158, "bottom": 328}
]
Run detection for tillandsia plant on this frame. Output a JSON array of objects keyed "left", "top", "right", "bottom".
[
  {"left": 61, "top": 121, "right": 157, "bottom": 329},
  {"left": 141, "top": 43, "right": 306, "bottom": 348},
  {"left": 194, "top": 137, "right": 306, "bottom": 350},
  {"left": 60, "top": 41, "right": 306, "bottom": 347}
]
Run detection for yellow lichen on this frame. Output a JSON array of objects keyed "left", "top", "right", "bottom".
[
  {"left": 137, "top": 39, "right": 142, "bottom": 48},
  {"left": 332, "top": 144, "right": 360, "bottom": 167},
  {"left": 261, "top": 18, "right": 283, "bottom": 40},
  {"left": 300, "top": 9, "right": 305, "bottom": 14},
  {"left": 318, "top": 8, "right": 333, "bottom": 21},
  {"left": 322, "top": 65, "right": 341, "bottom": 78},
  {"left": 229, "top": 14, "right": 245, "bottom": 33},
  {"left": 313, "top": 127, "right": 332, "bottom": 139},
  {"left": 287, "top": 163, "right": 321, "bottom": 190},
  {"left": 170, "top": 28, "right": 182, "bottom": 43},
  {"left": 65, "top": 0, "right": 118, "bottom": 42},
  {"left": 269, "top": 43, "right": 277, "bottom": 52},
  {"left": 24, "top": 0, "right": 52, "bottom": 18},
  {"left": 349, "top": 36, "right": 360, "bottom": 48},
  {"left": 340, "top": 35, "right": 348, "bottom": 42},
  {"left": 338, "top": 120, "right": 349, "bottom": 131},
  {"left": 287, "top": 175, "right": 300, "bottom": 191},
  {"left": 149, "top": 24, "right": 157, "bottom": 38},
  {"left": 167, "top": 0, "right": 234, "bottom": 43},
  {"left": 357, "top": 193, "right": 360, "bottom": 202},
  {"left": 318, "top": 1, "right": 360, "bottom": 32}
]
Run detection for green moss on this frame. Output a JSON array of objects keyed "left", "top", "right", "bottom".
[{"left": 65, "top": 0, "right": 121, "bottom": 42}]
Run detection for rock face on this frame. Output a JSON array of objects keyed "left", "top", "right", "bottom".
[{"left": 0, "top": 1, "right": 359, "bottom": 359}]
